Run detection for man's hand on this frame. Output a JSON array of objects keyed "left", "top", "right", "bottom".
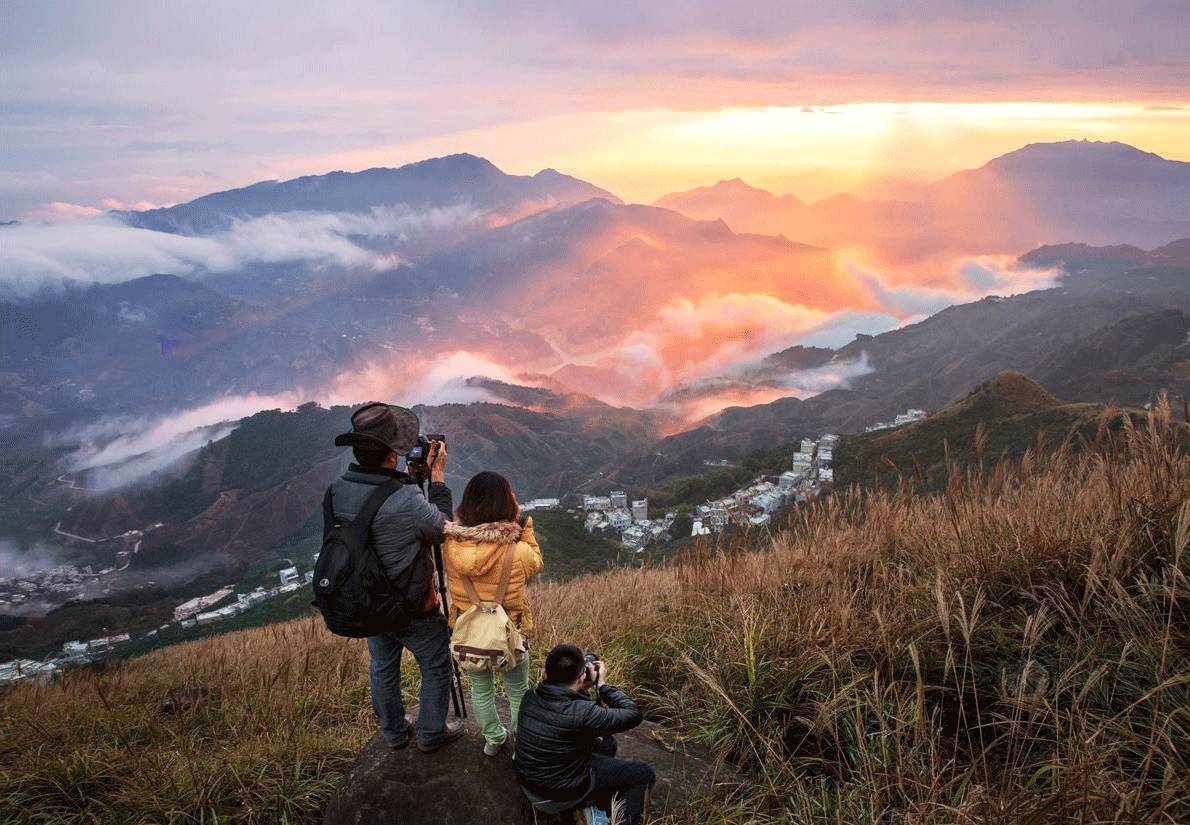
[
  {"left": 592, "top": 659, "right": 608, "bottom": 689},
  {"left": 428, "top": 439, "right": 447, "bottom": 483}
]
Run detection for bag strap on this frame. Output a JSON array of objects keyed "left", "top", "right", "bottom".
[
  {"left": 356, "top": 478, "right": 403, "bottom": 528},
  {"left": 494, "top": 542, "right": 516, "bottom": 604},
  {"left": 458, "top": 570, "right": 484, "bottom": 606},
  {"left": 322, "top": 488, "right": 337, "bottom": 530},
  {"left": 456, "top": 542, "right": 517, "bottom": 608}
]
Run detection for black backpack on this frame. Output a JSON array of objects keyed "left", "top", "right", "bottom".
[{"left": 311, "top": 479, "right": 436, "bottom": 638}]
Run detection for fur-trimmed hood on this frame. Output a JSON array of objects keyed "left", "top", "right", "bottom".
[
  {"left": 443, "top": 519, "right": 526, "bottom": 577},
  {"left": 443, "top": 520, "right": 523, "bottom": 544},
  {"left": 442, "top": 517, "right": 543, "bottom": 631}
]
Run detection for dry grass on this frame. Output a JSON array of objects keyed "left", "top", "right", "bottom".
[{"left": 2, "top": 402, "right": 1187, "bottom": 823}]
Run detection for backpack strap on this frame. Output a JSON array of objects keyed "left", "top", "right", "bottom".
[
  {"left": 455, "top": 541, "right": 517, "bottom": 607},
  {"left": 322, "top": 488, "right": 337, "bottom": 530},
  {"left": 494, "top": 542, "right": 516, "bottom": 604},
  {"left": 356, "top": 478, "right": 404, "bottom": 532}
]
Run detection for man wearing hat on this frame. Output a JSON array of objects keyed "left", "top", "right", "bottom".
[{"left": 329, "top": 402, "right": 463, "bottom": 752}]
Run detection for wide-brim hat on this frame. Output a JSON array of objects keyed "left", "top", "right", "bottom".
[{"left": 334, "top": 402, "right": 420, "bottom": 455}]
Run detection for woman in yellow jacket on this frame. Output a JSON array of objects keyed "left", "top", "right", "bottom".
[{"left": 443, "top": 471, "right": 544, "bottom": 756}]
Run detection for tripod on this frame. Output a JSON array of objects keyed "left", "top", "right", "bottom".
[{"left": 416, "top": 472, "right": 468, "bottom": 720}]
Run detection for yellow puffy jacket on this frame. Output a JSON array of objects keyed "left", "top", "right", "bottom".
[{"left": 443, "top": 517, "right": 544, "bottom": 633}]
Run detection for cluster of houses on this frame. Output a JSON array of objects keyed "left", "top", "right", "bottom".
[
  {"left": 865, "top": 408, "right": 927, "bottom": 433},
  {"left": 582, "top": 492, "right": 677, "bottom": 552},
  {"left": 174, "top": 565, "right": 311, "bottom": 628},
  {"left": 0, "top": 562, "right": 314, "bottom": 687},
  {"left": 0, "top": 563, "right": 99, "bottom": 609},
  {"left": 0, "top": 631, "right": 135, "bottom": 686},
  {"left": 692, "top": 433, "right": 840, "bottom": 536}
]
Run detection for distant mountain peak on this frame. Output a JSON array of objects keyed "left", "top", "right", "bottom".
[
  {"left": 983, "top": 139, "right": 1175, "bottom": 171},
  {"left": 944, "top": 371, "right": 1059, "bottom": 419},
  {"left": 117, "top": 153, "right": 619, "bottom": 235}
]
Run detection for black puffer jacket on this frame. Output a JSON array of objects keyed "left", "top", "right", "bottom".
[{"left": 514, "top": 682, "right": 643, "bottom": 800}]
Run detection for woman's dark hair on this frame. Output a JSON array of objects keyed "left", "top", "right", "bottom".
[{"left": 455, "top": 471, "right": 518, "bottom": 526}]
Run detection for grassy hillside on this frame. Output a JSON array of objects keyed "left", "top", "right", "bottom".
[
  {"left": 833, "top": 371, "right": 1179, "bottom": 492},
  {"left": 1, "top": 402, "right": 1187, "bottom": 824}
]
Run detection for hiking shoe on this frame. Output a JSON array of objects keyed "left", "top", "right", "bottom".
[
  {"left": 387, "top": 731, "right": 413, "bottom": 750},
  {"left": 483, "top": 732, "right": 509, "bottom": 757},
  {"left": 416, "top": 720, "right": 465, "bottom": 753}
]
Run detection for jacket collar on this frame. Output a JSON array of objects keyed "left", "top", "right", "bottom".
[
  {"left": 342, "top": 463, "right": 415, "bottom": 486},
  {"left": 536, "top": 681, "right": 591, "bottom": 702},
  {"left": 444, "top": 520, "right": 522, "bottom": 544}
]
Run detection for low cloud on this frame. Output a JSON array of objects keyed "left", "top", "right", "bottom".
[
  {"left": 328, "top": 350, "right": 523, "bottom": 409},
  {"left": 662, "top": 353, "right": 876, "bottom": 421},
  {"left": 48, "top": 393, "right": 298, "bottom": 491},
  {"left": 554, "top": 293, "right": 900, "bottom": 409},
  {"left": 0, "top": 203, "right": 485, "bottom": 295},
  {"left": 0, "top": 538, "right": 64, "bottom": 578},
  {"left": 848, "top": 255, "right": 1062, "bottom": 318}
]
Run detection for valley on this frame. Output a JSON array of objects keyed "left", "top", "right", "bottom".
[{"left": 1, "top": 145, "right": 1188, "bottom": 673}]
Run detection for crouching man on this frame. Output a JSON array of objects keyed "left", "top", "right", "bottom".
[{"left": 515, "top": 644, "right": 655, "bottom": 825}]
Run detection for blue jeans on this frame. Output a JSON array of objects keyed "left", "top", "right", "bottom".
[{"left": 367, "top": 612, "right": 453, "bottom": 747}]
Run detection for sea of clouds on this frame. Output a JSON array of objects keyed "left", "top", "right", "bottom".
[{"left": 0, "top": 204, "right": 485, "bottom": 295}]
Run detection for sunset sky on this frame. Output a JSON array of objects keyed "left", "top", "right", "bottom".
[{"left": 3, "top": 1, "right": 1188, "bottom": 218}]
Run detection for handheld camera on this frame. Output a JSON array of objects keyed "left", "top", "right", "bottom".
[
  {"left": 406, "top": 433, "right": 446, "bottom": 465},
  {"left": 584, "top": 652, "right": 601, "bottom": 681}
]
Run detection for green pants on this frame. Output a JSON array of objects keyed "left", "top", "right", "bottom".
[{"left": 468, "top": 655, "right": 531, "bottom": 745}]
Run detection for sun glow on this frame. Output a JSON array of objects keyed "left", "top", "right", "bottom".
[{"left": 303, "top": 101, "right": 1190, "bottom": 205}]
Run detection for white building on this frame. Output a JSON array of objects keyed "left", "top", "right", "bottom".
[
  {"left": 819, "top": 467, "right": 834, "bottom": 483},
  {"left": 608, "top": 509, "right": 632, "bottom": 530},
  {"left": 173, "top": 585, "right": 235, "bottom": 621},
  {"left": 621, "top": 525, "right": 648, "bottom": 551},
  {"left": 583, "top": 495, "right": 612, "bottom": 512},
  {"left": 609, "top": 491, "right": 628, "bottom": 509},
  {"left": 792, "top": 452, "right": 814, "bottom": 472},
  {"left": 521, "top": 498, "right": 560, "bottom": 512},
  {"left": 61, "top": 640, "right": 89, "bottom": 658},
  {"left": 87, "top": 633, "right": 130, "bottom": 653},
  {"left": 703, "top": 506, "right": 728, "bottom": 529},
  {"left": 820, "top": 434, "right": 840, "bottom": 448},
  {"left": 195, "top": 610, "right": 224, "bottom": 626},
  {"left": 800, "top": 438, "right": 816, "bottom": 454},
  {"left": 690, "top": 519, "right": 710, "bottom": 536},
  {"left": 278, "top": 566, "right": 300, "bottom": 586},
  {"left": 748, "top": 513, "right": 772, "bottom": 528},
  {"left": 817, "top": 447, "right": 833, "bottom": 464},
  {"left": 631, "top": 499, "right": 648, "bottom": 523},
  {"left": 778, "top": 471, "right": 802, "bottom": 491},
  {"left": 749, "top": 491, "right": 784, "bottom": 513}
]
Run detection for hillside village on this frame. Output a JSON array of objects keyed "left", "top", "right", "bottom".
[
  {"left": 0, "top": 559, "right": 317, "bottom": 686},
  {"left": 0, "top": 413, "right": 944, "bottom": 687},
  {"left": 581, "top": 431, "right": 843, "bottom": 548}
]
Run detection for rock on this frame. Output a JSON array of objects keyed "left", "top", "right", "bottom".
[{"left": 323, "top": 696, "right": 735, "bottom": 824}]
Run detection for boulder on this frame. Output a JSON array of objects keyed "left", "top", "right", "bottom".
[{"left": 324, "top": 696, "right": 735, "bottom": 824}]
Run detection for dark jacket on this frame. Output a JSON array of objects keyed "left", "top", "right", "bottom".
[
  {"left": 514, "top": 681, "right": 643, "bottom": 800},
  {"left": 328, "top": 464, "right": 452, "bottom": 582}
]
